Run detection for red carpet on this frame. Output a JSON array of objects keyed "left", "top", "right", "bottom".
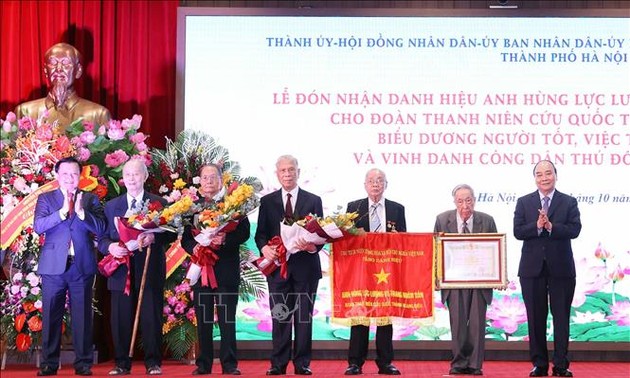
[{"left": 3, "top": 360, "right": 629, "bottom": 377}]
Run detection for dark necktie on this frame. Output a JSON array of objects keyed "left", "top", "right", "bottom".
[
  {"left": 462, "top": 220, "right": 470, "bottom": 234},
  {"left": 67, "top": 192, "right": 75, "bottom": 217},
  {"left": 130, "top": 198, "right": 137, "bottom": 211},
  {"left": 285, "top": 193, "right": 293, "bottom": 218},
  {"left": 542, "top": 196, "right": 550, "bottom": 214}
]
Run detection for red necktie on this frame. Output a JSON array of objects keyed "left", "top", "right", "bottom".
[{"left": 67, "top": 192, "right": 75, "bottom": 217}]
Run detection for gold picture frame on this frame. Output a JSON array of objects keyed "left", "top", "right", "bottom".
[{"left": 435, "top": 233, "right": 507, "bottom": 289}]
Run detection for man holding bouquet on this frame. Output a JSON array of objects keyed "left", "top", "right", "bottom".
[
  {"left": 344, "top": 168, "right": 406, "bottom": 376},
  {"left": 181, "top": 163, "right": 250, "bottom": 375},
  {"left": 98, "top": 158, "right": 173, "bottom": 376},
  {"left": 255, "top": 155, "right": 324, "bottom": 376}
]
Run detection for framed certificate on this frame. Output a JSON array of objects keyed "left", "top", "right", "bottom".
[{"left": 435, "top": 233, "right": 507, "bottom": 289}]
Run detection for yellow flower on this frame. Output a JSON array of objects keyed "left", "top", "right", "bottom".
[{"left": 173, "top": 178, "right": 186, "bottom": 190}]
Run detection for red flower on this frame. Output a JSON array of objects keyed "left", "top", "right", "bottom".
[
  {"left": 94, "top": 184, "right": 108, "bottom": 200},
  {"left": 148, "top": 201, "right": 164, "bottom": 212},
  {"left": 227, "top": 181, "right": 239, "bottom": 195},
  {"left": 15, "top": 333, "right": 32, "bottom": 352},
  {"left": 54, "top": 135, "right": 72, "bottom": 154},
  {"left": 22, "top": 301, "right": 36, "bottom": 313},
  {"left": 27, "top": 316, "right": 42, "bottom": 332},
  {"left": 14, "top": 313, "right": 26, "bottom": 332}
]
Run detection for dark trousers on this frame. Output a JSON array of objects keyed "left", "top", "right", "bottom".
[
  {"left": 110, "top": 285, "right": 164, "bottom": 369},
  {"left": 348, "top": 324, "right": 394, "bottom": 368},
  {"left": 520, "top": 263, "right": 576, "bottom": 369},
  {"left": 194, "top": 285, "right": 239, "bottom": 373},
  {"left": 446, "top": 289, "right": 488, "bottom": 370},
  {"left": 267, "top": 277, "right": 319, "bottom": 370},
  {"left": 41, "top": 264, "right": 94, "bottom": 371}
]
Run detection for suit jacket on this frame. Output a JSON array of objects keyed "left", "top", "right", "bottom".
[
  {"left": 513, "top": 190, "right": 581, "bottom": 278},
  {"left": 34, "top": 189, "right": 106, "bottom": 275},
  {"left": 181, "top": 199, "right": 251, "bottom": 288},
  {"left": 346, "top": 198, "right": 406, "bottom": 233},
  {"left": 98, "top": 192, "right": 173, "bottom": 291},
  {"left": 255, "top": 188, "right": 323, "bottom": 283},
  {"left": 433, "top": 209, "right": 497, "bottom": 304}
]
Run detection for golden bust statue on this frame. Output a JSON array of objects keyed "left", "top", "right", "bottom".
[{"left": 14, "top": 43, "right": 111, "bottom": 129}]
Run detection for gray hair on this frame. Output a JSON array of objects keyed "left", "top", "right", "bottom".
[
  {"left": 451, "top": 183, "right": 475, "bottom": 198},
  {"left": 364, "top": 168, "right": 387, "bottom": 181},
  {"left": 276, "top": 154, "right": 298, "bottom": 168},
  {"left": 124, "top": 158, "right": 148, "bottom": 177}
]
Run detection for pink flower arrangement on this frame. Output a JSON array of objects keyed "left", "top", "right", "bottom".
[
  {"left": 104, "top": 149, "right": 130, "bottom": 168},
  {"left": 162, "top": 280, "right": 196, "bottom": 335},
  {"left": 486, "top": 295, "right": 528, "bottom": 337},
  {"left": 606, "top": 301, "right": 630, "bottom": 326},
  {"left": 242, "top": 294, "right": 273, "bottom": 332},
  {"left": 0, "top": 112, "right": 149, "bottom": 354}
]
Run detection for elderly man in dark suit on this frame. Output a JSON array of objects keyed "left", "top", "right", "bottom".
[
  {"left": 181, "top": 163, "right": 250, "bottom": 376},
  {"left": 255, "top": 155, "right": 324, "bottom": 376},
  {"left": 34, "top": 156, "right": 107, "bottom": 376},
  {"left": 98, "top": 158, "right": 173, "bottom": 376},
  {"left": 344, "top": 168, "right": 406, "bottom": 376},
  {"left": 514, "top": 160, "right": 581, "bottom": 378},
  {"left": 434, "top": 184, "right": 497, "bottom": 376}
]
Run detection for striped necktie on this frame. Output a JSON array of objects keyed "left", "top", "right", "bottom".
[
  {"left": 370, "top": 203, "right": 382, "bottom": 232},
  {"left": 462, "top": 220, "right": 470, "bottom": 234}
]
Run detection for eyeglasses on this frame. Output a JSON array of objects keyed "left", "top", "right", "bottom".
[
  {"left": 366, "top": 178, "right": 386, "bottom": 185},
  {"left": 455, "top": 198, "right": 474, "bottom": 205},
  {"left": 200, "top": 175, "right": 220, "bottom": 182}
]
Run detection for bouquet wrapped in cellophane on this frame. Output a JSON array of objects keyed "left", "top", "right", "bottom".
[
  {"left": 256, "top": 210, "right": 363, "bottom": 278},
  {"left": 185, "top": 180, "right": 260, "bottom": 287},
  {"left": 97, "top": 188, "right": 199, "bottom": 292}
]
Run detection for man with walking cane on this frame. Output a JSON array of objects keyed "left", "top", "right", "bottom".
[{"left": 98, "top": 159, "right": 175, "bottom": 375}]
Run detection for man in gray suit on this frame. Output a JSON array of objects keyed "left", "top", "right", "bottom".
[{"left": 434, "top": 184, "right": 497, "bottom": 376}]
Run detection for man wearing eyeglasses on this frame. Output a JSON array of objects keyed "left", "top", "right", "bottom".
[
  {"left": 433, "top": 184, "right": 497, "bottom": 376},
  {"left": 344, "top": 168, "right": 406, "bottom": 376}
]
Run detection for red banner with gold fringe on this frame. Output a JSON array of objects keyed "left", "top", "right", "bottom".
[
  {"left": 1, "top": 180, "right": 59, "bottom": 250},
  {"left": 165, "top": 239, "right": 189, "bottom": 278},
  {"left": 331, "top": 232, "right": 435, "bottom": 319}
]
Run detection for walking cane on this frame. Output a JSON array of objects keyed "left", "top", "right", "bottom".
[{"left": 129, "top": 244, "right": 152, "bottom": 358}]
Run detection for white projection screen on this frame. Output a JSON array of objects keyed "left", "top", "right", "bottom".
[{"left": 177, "top": 8, "right": 630, "bottom": 343}]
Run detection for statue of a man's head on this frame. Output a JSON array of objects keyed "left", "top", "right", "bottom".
[{"left": 42, "top": 43, "right": 83, "bottom": 107}]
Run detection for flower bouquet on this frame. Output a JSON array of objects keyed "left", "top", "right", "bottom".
[
  {"left": 256, "top": 211, "right": 363, "bottom": 278},
  {"left": 1, "top": 112, "right": 147, "bottom": 354},
  {"left": 0, "top": 271, "right": 47, "bottom": 353},
  {"left": 185, "top": 179, "right": 260, "bottom": 287},
  {"left": 97, "top": 194, "right": 197, "bottom": 293}
]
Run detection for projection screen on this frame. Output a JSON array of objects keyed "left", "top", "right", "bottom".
[{"left": 177, "top": 8, "right": 630, "bottom": 343}]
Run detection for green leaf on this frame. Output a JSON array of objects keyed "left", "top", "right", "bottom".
[
  {"left": 576, "top": 324, "right": 624, "bottom": 341},
  {"left": 332, "top": 328, "right": 351, "bottom": 340},
  {"left": 163, "top": 321, "right": 197, "bottom": 359},
  {"left": 416, "top": 325, "right": 450, "bottom": 340},
  {"left": 570, "top": 322, "right": 609, "bottom": 339},
  {"left": 574, "top": 295, "right": 613, "bottom": 314},
  {"left": 234, "top": 321, "right": 271, "bottom": 340},
  {"left": 65, "top": 118, "right": 86, "bottom": 136}
]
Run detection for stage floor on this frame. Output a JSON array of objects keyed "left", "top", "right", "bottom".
[{"left": 3, "top": 360, "right": 629, "bottom": 377}]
